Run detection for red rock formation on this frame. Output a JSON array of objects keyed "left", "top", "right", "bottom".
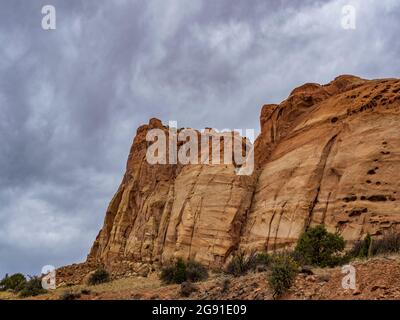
[{"left": 88, "top": 75, "right": 400, "bottom": 272}]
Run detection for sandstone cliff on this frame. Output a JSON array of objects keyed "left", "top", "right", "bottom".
[{"left": 88, "top": 75, "right": 400, "bottom": 272}]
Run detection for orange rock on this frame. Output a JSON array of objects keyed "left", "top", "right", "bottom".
[{"left": 87, "top": 75, "right": 400, "bottom": 270}]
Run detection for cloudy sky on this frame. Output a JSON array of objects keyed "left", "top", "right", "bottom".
[{"left": 0, "top": 0, "right": 399, "bottom": 277}]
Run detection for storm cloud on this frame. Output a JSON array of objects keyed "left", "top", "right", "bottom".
[{"left": 0, "top": 0, "right": 399, "bottom": 276}]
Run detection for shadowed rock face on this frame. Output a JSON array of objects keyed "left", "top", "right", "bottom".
[{"left": 88, "top": 75, "right": 400, "bottom": 269}]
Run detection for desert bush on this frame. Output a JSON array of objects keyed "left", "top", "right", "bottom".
[
  {"left": 18, "top": 276, "right": 47, "bottom": 298},
  {"left": 160, "top": 264, "right": 176, "bottom": 284},
  {"left": 268, "top": 254, "right": 298, "bottom": 298},
  {"left": 294, "top": 225, "right": 346, "bottom": 267},
  {"left": 351, "top": 231, "right": 400, "bottom": 258},
  {"left": 370, "top": 230, "right": 400, "bottom": 256},
  {"left": 88, "top": 269, "right": 110, "bottom": 285},
  {"left": 256, "top": 251, "right": 272, "bottom": 267},
  {"left": 60, "top": 291, "right": 81, "bottom": 300},
  {"left": 172, "top": 258, "right": 187, "bottom": 284},
  {"left": 160, "top": 258, "right": 208, "bottom": 284},
  {"left": 0, "top": 273, "right": 26, "bottom": 292},
  {"left": 225, "top": 250, "right": 258, "bottom": 276},
  {"left": 290, "top": 249, "right": 308, "bottom": 266},
  {"left": 350, "top": 233, "right": 372, "bottom": 258},
  {"left": 225, "top": 250, "right": 272, "bottom": 276},
  {"left": 186, "top": 260, "right": 208, "bottom": 282},
  {"left": 360, "top": 233, "right": 372, "bottom": 257},
  {"left": 0, "top": 273, "right": 47, "bottom": 297},
  {"left": 349, "top": 240, "right": 363, "bottom": 258},
  {"left": 80, "top": 288, "right": 91, "bottom": 295}
]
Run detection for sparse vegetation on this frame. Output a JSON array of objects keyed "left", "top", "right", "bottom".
[
  {"left": 0, "top": 273, "right": 26, "bottom": 292},
  {"left": 159, "top": 264, "right": 177, "bottom": 284},
  {"left": 169, "top": 258, "right": 186, "bottom": 284},
  {"left": 360, "top": 233, "right": 372, "bottom": 257},
  {"left": 160, "top": 258, "right": 208, "bottom": 284},
  {"left": 88, "top": 269, "right": 110, "bottom": 286},
  {"left": 225, "top": 250, "right": 272, "bottom": 276},
  {"left": 256, "top": 251, "right": 272, "bottom": 267},
  {"left": 350, "top": 230, "right": 400, "bottom": 258},
  {"left": 294, "top": 225, "right": 347, "bottom": 267},
  {"left": 370, "top": 230, "right": 400, "bottom": 256},
  {"left": 59, "top": 291, "right": 81, "bottom": 300},
  {"left": 268, "top": 253, "right": 299, "bottom": 299},
  {"left": 225, "top": 250, "right": 256, "bottom": 276},
  {"left": 225, "top": 250, "right": 257, "bottom": 276},
  {"left": 0, "top": 273, "right": 47, "bottom": 297},
  {"left": 349, "top": 240, "right": 363, "bottom": 258},
  {"left": 18, "top": 276, "right": 47, "bottom": 298},
  {"left": 80, "top": 288, "right": 91, "bottom": 295},
  {"left": 186, "top": 260, "right": 208, "bottom": 282},
  {"left": 350, "top": 233, "right": 372, "bottom": 258}
]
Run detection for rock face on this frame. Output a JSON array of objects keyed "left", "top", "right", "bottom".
[
  {"left": 88, "top": 75, "right": 400, "bottom": 270},
  {"left": 88, "top": 120, "right": 255, "bottom": 270}
]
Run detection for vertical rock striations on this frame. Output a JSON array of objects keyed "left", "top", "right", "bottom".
[{"left": 88, "top": 75, "right": 400, "bottom": 270}]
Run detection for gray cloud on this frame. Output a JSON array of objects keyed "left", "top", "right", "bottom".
[{"left": 0, "top": 0, "right": 399, "bottom": 276}]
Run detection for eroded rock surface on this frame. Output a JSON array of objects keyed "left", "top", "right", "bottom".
[{"left": 87, "top": 75, "right": 400, "bottom": 271}]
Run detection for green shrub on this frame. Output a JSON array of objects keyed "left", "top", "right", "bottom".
[
  {"left": 225, "top": 250, "right": 257, "bottom": 276},
  {"left": 294, "top": 225, "right": 346, "bottom": 267},
  {"left": 19, "top": 276, "right": 47, "bottom": 298},
  {"left": 0, "top": 274, "right": 47, "bottom": 297},
  {"left": 256, "top": 252, "right": 272, "bottom": 267},
  {"left": 225, "top": 250, "right": 272, "bottom": 276},
  {"left": 88, "top": 269, "right": 110, "bottom": 285},
  {"left": 186, "top": 260, "right": 208, "bottom": 282},
  {"left": 59, "top": 291, "right": 81, "bottom": 300},
  {"left": 160, "top": 258, "right": 208, "bottom": 284},
  {"left": 268, "top": 254, "right": 298, "bottom": 298},
  {"left": 160, "top": 265, "right": 176, "bottom": 284},
  {"left": 173, "top": 259, "right": 187, "bottom": 284},
  {"left": 0, "top": 273, "right": 26, "bottom": 292},
  {"left": 360, "top": 233, "right": 372, "bottom": 257},
  {"left": 350, "top": 233, "right": 372, "bottom": 258},
  {"left": 290, "top": 249, "right": 308, "bottom": 266}
]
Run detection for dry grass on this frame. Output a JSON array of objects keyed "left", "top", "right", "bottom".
[
  {"left": 0, "top": 291, "right": 18, "bottom": 300},
  {"left": 76, "top": 274, "right": 161, "bottom": 294},
  {"left": 25, "top": 273, "right": 163, "bottom": 300}
]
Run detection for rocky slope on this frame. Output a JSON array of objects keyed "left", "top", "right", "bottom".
[
  {"left": 35, "top": 255, "right": 400, "bottom": 300},
  {"left": 87, "top": 75, "right": 400, "bottom": 275}
]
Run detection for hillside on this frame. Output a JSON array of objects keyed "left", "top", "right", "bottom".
[
  {"left": 7, "top": 254, "right": 400, "bottom": 300},
  {"left": 86, "top": 75, "right": 400, "bottom": 277}
]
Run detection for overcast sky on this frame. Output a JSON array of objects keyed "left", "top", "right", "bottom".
[{"left": 1, "top": 0, "right": 399, "bottom": 277}]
